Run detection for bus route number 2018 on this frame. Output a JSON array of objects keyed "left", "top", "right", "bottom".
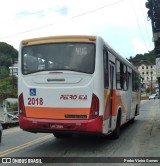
[{"left": 28, "top": 98, "right": 43, "bottom": 105}]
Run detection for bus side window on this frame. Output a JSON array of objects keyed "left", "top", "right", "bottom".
[
  {"left": 116, "top": 60, "right": 126, "bottom": 90},
  {"left": 120, "top": 62, "right": 124, "bottom": 90},
  {"left": 132, "top": 72, "right": 137, "bottom": 91},
  {"left": 116, "top": 60, "right": 121, "bottom": 89},
  {"left": 104, "top": 50, "right": 109, "bottom": 88},
  {"left": 124, "top": 65, "right": 128, "bottom": 90},
  {"left": 135, "top": 73, "right": 140, "bottom": 91}
]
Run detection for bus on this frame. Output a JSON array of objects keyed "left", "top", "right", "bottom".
[{"left": 18, "top": 35, "right": 141, "bottom": 139}]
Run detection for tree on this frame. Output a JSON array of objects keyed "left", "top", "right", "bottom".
[
  {"left": 0, "top": 42, "right": 18, "bottom": 70},
  {"left": 0, "top": 42, "right": 18, "bottom": 63},
  {"left": 0, "top": 66, "right": 9, "bottom": 79},
  {"left": 128, "top": 50, "right": 156, "bottom": 64},
  {"left": 0, "top": 42, "right": 18, "bottom": 100},
  {"left": 145, "top": 87, "right": 150, "bottom": 96}
]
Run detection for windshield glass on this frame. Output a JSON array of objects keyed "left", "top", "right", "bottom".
[{"left": 22, "top": 43, "right": 95, "bottom": 75}]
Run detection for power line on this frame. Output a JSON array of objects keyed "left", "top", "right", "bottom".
[
  {"left": 71, "top": 0, "right": 126, "bottom": 19},
  {"left": 139, "top": 0, "right": 153, "bottom": 48},
  {"left": 0, "top": 0, "right": 125, "bottom": 39},
  {"left": 130, "top": 0, "right": 150, "bottom": 52}
]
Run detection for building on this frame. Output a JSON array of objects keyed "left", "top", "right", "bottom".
[
  {"left": 134, "top": 61, "right": 158, "bottom": 91},
  {"left": 9, "top": 61, "right": 18, "bottom": 77}
]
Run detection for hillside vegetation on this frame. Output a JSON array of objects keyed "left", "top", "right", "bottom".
[
  {"left": 0, "top": 42, "right": 18, "bottom": 100},
  {"left": 127, "top": 50, "right": 155, "bottom": 64}
]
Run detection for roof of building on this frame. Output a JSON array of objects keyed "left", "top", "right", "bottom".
[
  {"left": 132, "top": 60, "right": 155, "bottom": 67},
  {"left": 3, "top": 98, "right": 18, "bottom": 104}
]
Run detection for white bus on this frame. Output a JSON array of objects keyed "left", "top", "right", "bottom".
[{"left": 18, "top": 35, "right": 141, "bottom": 139}]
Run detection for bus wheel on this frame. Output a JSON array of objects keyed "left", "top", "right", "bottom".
[
  {"left": 53, "top": 133, "right": 72, "bottom": 139},
  {"left": 130, "top": 106, "right": 137, "bottom": 123},
  {"left": 111, "top": 112, "right": 121, "bottom": 139}
]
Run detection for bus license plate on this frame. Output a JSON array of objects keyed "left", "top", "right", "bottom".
[{"left": 50, "top": 124, "right": 63, "bottom": 129}]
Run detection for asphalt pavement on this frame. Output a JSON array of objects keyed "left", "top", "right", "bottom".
[{"left": 142, "top": 99, "right": 160, "bottom": 157}]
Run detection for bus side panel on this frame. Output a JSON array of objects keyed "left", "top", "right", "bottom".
[{"left": 103, "top": 89, "right": 128, "bottom": 133}]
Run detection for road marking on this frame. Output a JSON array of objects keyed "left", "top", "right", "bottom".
[{"left": 0, "top": 134, "right": 53, "bottom": 157}]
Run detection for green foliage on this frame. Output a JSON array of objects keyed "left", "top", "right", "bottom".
[
  {"left": 0, "top": 42, "right": 18, "bottom": 76},
  {"left": 0, "top": 77, "right": 17, "bottom": 101},
  {"left": 0, "top": 66, "right": 9, "bottom": 79},
  {"left": 146, "top": 87, "right": 150, "bottom": 93},
  {"left": 0, "top": 42, "right": 18, "bottom": 61},
  {"left": 127, "top": 50, "right": 155, "bottom": 64},
  {"left": 0, "top": 52, "right": 11, "bottom": 67},
  {"left": 0, "top": 42, "right": 18, "bottom": 100}
]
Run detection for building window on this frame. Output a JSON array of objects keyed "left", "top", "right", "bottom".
[
  {"left": 146, "top": 72, "right": 148, "bottom": 75},
  {"left": 142, "top": 66, "right": 144, "bottom": 69},
  {"left": 146, "top": 66, "right": 148, "bottom": 69}
]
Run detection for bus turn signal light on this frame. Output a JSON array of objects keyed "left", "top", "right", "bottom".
[{"left": 19, "top": 93, "right": 26, "bottom": 117}]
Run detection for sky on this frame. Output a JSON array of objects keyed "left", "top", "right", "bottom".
[{"left": 0, "top": 0, "right": 154, "bottom": 59}]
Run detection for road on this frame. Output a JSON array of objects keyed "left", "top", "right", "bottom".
[{"left": 0, "top": 99, "right": 160, "bottom": 166}]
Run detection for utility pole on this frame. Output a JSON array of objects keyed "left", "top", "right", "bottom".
[{"left": 146, "top": 0, "right": 160, "bottom": 97}]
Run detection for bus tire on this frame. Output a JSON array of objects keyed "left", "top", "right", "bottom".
[
  {"left": 130, "top": 105, "right": 137, "bottom": 123},
  {"left": 111, "top": 111, "right": 121, "bottom": 139},
  {"left": 53, "top": 133, "right": 72, "bottom": 139}
]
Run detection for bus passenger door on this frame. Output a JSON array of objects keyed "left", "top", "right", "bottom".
[
  {"left": 109, "top": 62, "right": 115, "bottom": 128},
  {"left": 126, "top": 72, "right": 132, "bottom": 120}
]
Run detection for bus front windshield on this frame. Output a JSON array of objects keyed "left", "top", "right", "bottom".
[{"left": 22, "top": 43, "right": 95, "bottom": 75}]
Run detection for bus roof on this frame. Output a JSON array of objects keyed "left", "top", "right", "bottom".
[{"left": 21, "top": 35, "right": 96, "bottom": 46}]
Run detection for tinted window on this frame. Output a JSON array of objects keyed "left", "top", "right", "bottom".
[
  {"left": 124, "top": 65, "right": 127, "bottom": 90},
  {"left": 132, "top": 72, "right": 140, "bottom": 91},
  {"left": 116, "top": 60, "right": 128, "bottom": 90},
  {"left": 104, "top": 50, "right": 109, "bottom": 88},
  {"left": 116, "top": 60, "right": 121, "bottom": 89},
  {"left": 22, "top": 43, "right": 95, "bottom": 74}
]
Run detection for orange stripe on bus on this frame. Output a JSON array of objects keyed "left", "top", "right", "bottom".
[
  {"left": 104, "top": 89, "right": 111, "bottom": 120},
  {"left": 104, "top": 89, "right": 126, "bottom": 119},
  {"left": 25, "top": 106, "right": 90, "bottom": 119},
  {"left": 112, "top": 90, "right": 126, "bottom": 116}
]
